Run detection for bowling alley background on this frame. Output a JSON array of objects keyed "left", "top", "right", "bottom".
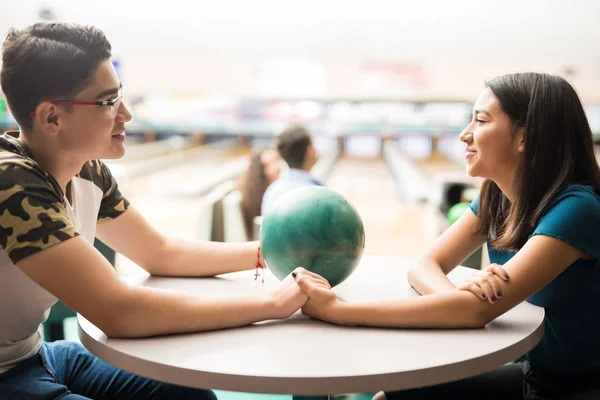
[{"left": 1, "top": 0, "right": 599, "bottom": 278}]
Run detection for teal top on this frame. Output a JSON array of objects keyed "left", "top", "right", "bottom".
[{"left": 469, "top": 185, "right": 600, "bottom": 373}]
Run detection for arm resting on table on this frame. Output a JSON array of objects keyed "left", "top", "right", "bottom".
[
  {"left": 95, "top": 207, "right": 260, "bottom": 277},
  {"left": 18, "top": 236, "right": 281, "bottom": 338},
  {"left": 338, "top": 235, "right": 582, "bottom": 328},
  {"left": 408, "top": 209, "right": 486, "bottom": 295}
]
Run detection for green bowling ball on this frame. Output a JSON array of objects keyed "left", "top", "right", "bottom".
[
  {"left": 447, "top": 202, "right": 470, "bottom": 225},
  {"left": 260, "top": 186, "right": 365, "bottom": 287}
]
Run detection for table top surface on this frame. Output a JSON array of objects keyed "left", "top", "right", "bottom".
[{"left": 78, "top": 255, "right": 545, "bottom": 395}]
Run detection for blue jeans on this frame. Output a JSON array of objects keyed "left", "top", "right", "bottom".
[{"left": 0, "top": 341, "right": 216, "bottom": 399}]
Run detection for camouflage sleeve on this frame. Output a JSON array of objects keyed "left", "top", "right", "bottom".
[
  {"left": 0, "top": 159, "right": 79, "bottom": 264},
  {"left": 96, "top": 161, "right": 130, "bottom": 223}
]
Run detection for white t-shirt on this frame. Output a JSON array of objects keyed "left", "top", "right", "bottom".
[{"left": 261, "top": 168, "right": 322, "bottom": 215}]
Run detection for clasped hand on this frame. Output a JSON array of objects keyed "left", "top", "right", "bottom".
[{"left": 456, "top": 263, "right": 510, "bottom": 303}]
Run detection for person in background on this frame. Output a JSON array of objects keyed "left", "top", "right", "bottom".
[
  {"left": 238, "top": 147, "right": 282, "bottom": 238},
  {"left": 261, "top": 124, "right": 321, "bottom": 214}
]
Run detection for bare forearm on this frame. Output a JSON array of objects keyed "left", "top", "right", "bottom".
[
  {"left": 337, "top": 291, "right": 487, "bottom": 329},
  {"left": 150, "top": 239, "right": 259, "bottom": 277},
  {"left": 106, "top": 286, "right": 275, "bottom": 337},
  {"left": 407, "top": 258, "right": 456, "bottom": 295}
]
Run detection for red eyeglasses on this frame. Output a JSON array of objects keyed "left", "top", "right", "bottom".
[{"left": 30, "top": 86, "right": 124, "bottom": 119}]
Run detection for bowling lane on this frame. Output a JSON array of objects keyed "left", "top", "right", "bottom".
[
  {"left": 123, "top": 144, "right": 247, "bottom": 237},
  {"left": 124, "top": 141, "right": 248, "bottom": 199},
  {"left": 414, "top": 151, "right": 464, "bottom": 178},
  {"left": 113, "top": 141, "right": 248, "bottom": 275},
  {"left": 327, "top": 156, "right": 438, "bottom": 259},
  {"left": 395, "top": 135, "right": 465, "bottom": 178}
]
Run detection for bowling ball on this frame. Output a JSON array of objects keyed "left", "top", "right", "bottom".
[
  {"left": 260, "top": 186, "right": 365, "bottom": 287},
  {"left": 447, "top": 202, "right": 470, "bottom": 225}
]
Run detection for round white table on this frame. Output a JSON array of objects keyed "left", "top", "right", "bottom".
[{"left": 78, "top": 255, "right": 544, "bottom": 396}]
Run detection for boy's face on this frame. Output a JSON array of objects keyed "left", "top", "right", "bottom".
[{"left": 54, "top": 59, "right": 132, "bottom": 161}]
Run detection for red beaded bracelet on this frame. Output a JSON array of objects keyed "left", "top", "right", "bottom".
[{"left": 254, "top": 246, "right": 265, "bottom": 283}]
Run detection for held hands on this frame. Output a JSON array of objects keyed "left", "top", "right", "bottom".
[
  {"left": 268, "top": 273, "right": 309, "bottom": 319},
  {"left": 268, "top": 267, "right": 333, "bottom": 319},
  {"left": 291, "top": 268, "right": 341, "bottom": 323},
  {"left": 456, "top": 263, "right": 510, "bottom": 303}
]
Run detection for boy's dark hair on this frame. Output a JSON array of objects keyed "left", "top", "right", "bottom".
[
  {"left": 276, "top": 125, "right": 312, "bottom": 169},
  {"left": 1, "top": 22, "right": 112, "bottom": 131}
]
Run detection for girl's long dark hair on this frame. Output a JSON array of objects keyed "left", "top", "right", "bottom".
[
  {"left": 238, "top": 149, "right": 273, "bottom": 238},
  {"left": 476, "top": 73, "right": 600, "bottom": 250}
]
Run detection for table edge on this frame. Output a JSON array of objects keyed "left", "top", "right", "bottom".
[{"left": 78, "top": 311, "right": 544, "bottom": 395}]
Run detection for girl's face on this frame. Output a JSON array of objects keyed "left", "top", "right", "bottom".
[
  {"left": 261, "top": 149, "right": 282, "bottom": 184},
  {"left": 459, "top": 88, "right": 524, "bottom": 181}
]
